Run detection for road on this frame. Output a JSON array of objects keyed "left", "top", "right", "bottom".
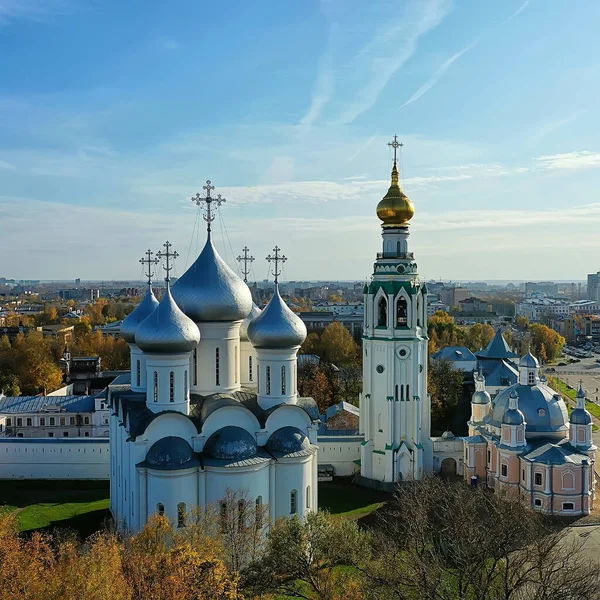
[
  {"left": 563, "top": 525, "right": 600, "bottom": 561},
  {"left": 545, "top": 356, "right": 600, "bottom": 403}
]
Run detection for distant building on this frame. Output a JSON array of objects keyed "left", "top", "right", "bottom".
[
  {"left": 299, "top": 311, "right": 363, "bottom": 338},
  {"left": 439, "top": 286, "right": 471, "bottom": 307},
  {"left": 36, "top": 324, "right": 74, "bottom": 343},
  {"left": 459, "top": 297, "right": 491, "bottom": 313},
  {"left": 96, "top": 320, "right": 122, "bottom": 338},
  {"left": 475, "top": 329, "right": 518, "bottom": 390},
  {"left": 525, "top": 281, "right": 559, "bottom": 296},
  {"left": 58, "top": 288, "right": 100, "bottom": 301},
  {"left": 515, "top": 298, "right": 569, "bottom": 321},
  {"left": 587, "top": 272, "right": 600, "bottom": 302},
  {"left": 427, "top": 301, "right": 449, "bottom": 316}
]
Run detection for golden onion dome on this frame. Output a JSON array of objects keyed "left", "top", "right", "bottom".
[{"left": 376, "top": 162, "right": 414, "bottom": 227}]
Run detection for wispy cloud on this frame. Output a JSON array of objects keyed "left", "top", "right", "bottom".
[
  {"left": 536, "top": 151, "right": 600, "bottom": 171},
  {"left": 0, "top": 159, "right": 15, "bottom": 170},
  {"left": 0, "top": 0, "right": 73, "bottom": 25},
  {"left": 508, "top": 0, "right": 533, "bottom": 21},
  {"left": 398, "top": 40, "right": 477, "bottom": 110},
  {"left": 158, "top": 36, "right": 180, "bottom": 51}
]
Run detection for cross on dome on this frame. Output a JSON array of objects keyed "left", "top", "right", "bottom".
[
  {"left": 387, "top": 134, "right": 403, "bottom": 166},
  {"left": 139, "top": 249, "right": 159, "bottom": 288},
  {"left": 236, "top": 246, "right": 255, "bottom": 283},
  {"left": 191, "top": 180, "right": 226, "bottom": 234},
  {"left": 266, "top": 246, "right": 287, "bottom": 285},
  {"left": 156, "top": 241, "right": 179, "bottom": 286}
]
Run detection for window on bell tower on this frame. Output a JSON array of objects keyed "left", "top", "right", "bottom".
[
  {"left": 377, "top": 297, "right": 387, "bottom": 327},
  {"left": 396, "top": 296, "right": 408, "bottom": 326}
]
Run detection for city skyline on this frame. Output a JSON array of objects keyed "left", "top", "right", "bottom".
[{"left": 1, "top": 0, "right": 599, "bottom": 281}]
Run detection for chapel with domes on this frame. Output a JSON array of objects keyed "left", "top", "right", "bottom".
[{"left": 109, "top": 183, "right": 319, "bottom": 532}]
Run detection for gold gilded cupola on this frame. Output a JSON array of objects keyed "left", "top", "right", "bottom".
[{"left": 376, "top": 135, "right": 414, "bottom": 227}]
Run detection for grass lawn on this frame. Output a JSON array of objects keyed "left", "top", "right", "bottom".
[
  {"left": 0, "top": 480, "right": 110, "bottom": 535},
  {"left": 318, "top": 479, "right": 390, "bottom": 519},
  {"left": 549, "top": 377, "right": 600, "bottom": 429}
]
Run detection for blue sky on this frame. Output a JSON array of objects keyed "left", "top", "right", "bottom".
[{"left": 1, "top": 0, "right": 599, "bottom": 282}]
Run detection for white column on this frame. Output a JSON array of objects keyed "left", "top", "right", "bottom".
[{"left": 138, "top": 469, "right": 147, "bottom": 532}]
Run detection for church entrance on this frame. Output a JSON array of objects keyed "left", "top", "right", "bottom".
[{"left": 440, "top": 458, "right": 457, "bottom": 478}]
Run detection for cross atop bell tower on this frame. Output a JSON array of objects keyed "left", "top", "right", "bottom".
[
  {"left": 266, "top": 246, "right": 287, "bottom": 285},
  {"left": 387, "top": 134, "right": 403, "bottom": 166},
  {"left": 191, "top": 180, "right": 226, "bottom": 234}
]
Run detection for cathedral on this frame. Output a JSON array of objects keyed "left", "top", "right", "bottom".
[{"left": 109, "top": 184, "right": 319, "bottom": 532}]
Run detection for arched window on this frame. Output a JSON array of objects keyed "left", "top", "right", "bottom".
[
  {"left": 136, "top": 360, "right": 141, "bottom": 387},
  {"left": 281, "top": 365, "right": 286, "bottom": 395},
  {"left": 395, "top": 385, "right": 398, "bottom": 401},
  {"left": 266, "top": 366, "right": 271, "bottom": 395},
  {"left": 562, "top": 472, "right": 575, "bottom": 490},
  {"left": 216, "top": 348, "right": 220, "bottom": 386},
  {"left": 157, "top": 503, "right": 165, "bottom": 516},
  {"left": 249, "top": 356, "right": 253, "bottom": 381},
  {"left": 177, "top": 502, "right": 186, "bottom": 527},
  {"left": 153, "top": 372, "right": 158, "bottom": 402},
  {"left": 184, "top": 370, "right": 188, "bottom": 399},
  {"left": 255, "top": 496, "right": 263, "bottom": 529},
  {"left": 528, "top": 371, "right": 535, "bottom": 385},
  {"left": 235, "top": 345, "right": 238, "bottom": 384},
  {"left": 169, "top": 371, "right": 174, "bottom": 402},
  {"left": 397, "top": 240, "right": 402, "bottom": 256},
  {"left": 306, "top": 485, "right": 311, "bottom": 509},
  {"left": 406, "top": 384, "right": 410, "bottom": 400},
  {"left": 290, "top": 489, "right": 298, "bottom": 514},
  {"left": 396, "top": 296, "right": 408, "bottom": 326},
  {"left": 400, "top": 385, "right": 404, "bottom": 401},
  {"left": 377, "top": 297, "right": 387, "bottom": 327},
  {"left": 193, "top": 348, "right": 198, "bottom": 386}
]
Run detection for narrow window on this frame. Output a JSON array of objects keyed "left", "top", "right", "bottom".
[
  {"left": 216, "top": 348, "right": 220, "bottom": 386},
  {"left": 40, "top": 418, "right": 45, "bottom": 426},
  {"left": 396, "top": 296, "right": 408, "bottom": 326},
  {"left": 50, "top": 417, "right": 55, "bottom": 426},
  {"left": 377, "top": 297, "right": 387, "bottom": 326},
  {"left": 266, "top": 366, "right": 271, "bottom": 395},
  {"left": 534, "top": 472, "right": 542, "bottom": 486},
  {"left": 522, "top": 469, "right": 525, "bottom": 481},
  {"left": 153, "top": 372, "right": 158, "bottom": 402},
  {"left": 177, "top": 502, "right": 186, "bottom": 527},
  {"left": 281, "top": 365, "right": 286, "bottom": 395},
  {"left": 193, "top": 348, "right": 198, "bottom": 386},
  {"left": 255, "top": 496, "right": 263, "bottom": 529},
  {"left": 170, "top": 371, "right": 174, "bottom": 402},
  {"left": 395, "top": 385, "right": 398, "bottom": 401},
  {"left": 501, "top": 464, "right": 507, "bottom": 477},
  {"left": 6, "top": 418, "right": 11, "bottom": 426},
  {"left": 235, "top": 346, "right": 238, "bottom": 384},
  {"left": 136, "top": 360, "right": 141, "bottom": 387},
  {"left": 69, "top": 416, "right": 75, "bottom": 425},
  {"left": 290, "top": 489, "right": 298, "bottom": 514},
  {"left": 249, "top": 356, "right": 253, "bottom": 381},
  {"left": 184, "top": 370, "right": 188, "bottom": 400},
  {"left": 306, "top": 485, "right": 311, "bottom": 509},
  {"left": 26, "top": 418, "right": 32, "bottom": 426},
  {"left": 60, "top": 417, "right": 65, "bottom": 426},
  {"left": 528, "top": 371, "right": 535, "bottom": 385},
  {"left": 487, "top": 450, "right": 491, "bottom": 463},
  {"left": 157, "top": 503, "right": 165, "bottom": 516},
  {"left": 84, "top": 416, "right": 90, "bottom": 425},
  {"left": 407, "top": 384, "right": 410, "bottom": 400}
]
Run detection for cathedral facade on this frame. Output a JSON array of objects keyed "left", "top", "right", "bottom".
[{"left": 109, "top": 188, "right": 319, "bottom": 532}]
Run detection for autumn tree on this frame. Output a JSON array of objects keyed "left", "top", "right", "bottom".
[
  {"left": 11, "top": 332, "right": 63, "bottom": 394},
  {"left": 319, "top": 322, "right": 358, "bottom": 366},
  {"left": 529, "top": 323, "right": 565, "bottom": 361},
  {"left": 428, "top": 358, "right": 464, "bottom": 434}
]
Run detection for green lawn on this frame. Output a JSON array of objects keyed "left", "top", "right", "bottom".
[
  {"left": 549, "top": 377, "right": 600, "bottom": 428},
  {"left": 0, "top": 480, "right": 110, "bottom": 535},
  {"left": 318, "top": 480, "right": 390, "bottom": 519}
]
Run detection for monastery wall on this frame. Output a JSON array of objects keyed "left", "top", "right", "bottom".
[
  {"left": 317, "top": 435, "right": 362, "bottom": 476},
  {"left": 0, "top": 438, "right": 109, "bottom": 479}
]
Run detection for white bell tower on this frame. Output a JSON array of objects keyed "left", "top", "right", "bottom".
[{"left": 359, "top": 137, "right": 432, "bottom": 486}]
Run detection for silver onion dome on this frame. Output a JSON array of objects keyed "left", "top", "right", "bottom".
[
  {"left": 520, "top": 351, "right": 539, "bottom": 369},
  {"left": 171, "top": 236, "right": 252, "bottom": 322},
  {"left": 135, "top": 287, "right": 200, "bottom": 353},
  {"left": 472, "top": 390, "right": 491, "bottom": 405},
  {"left": 120, "top": 287, "right": 159, "bottom": 344},
  {"left": 240, "top": 303, "right": 261, "bottom": 341},
  {"left": 247, "top": 286, "right": 307, "bottom": 349}
]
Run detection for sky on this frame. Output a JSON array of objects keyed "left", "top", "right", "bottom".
[{"left": 1, "top": 0, "right": 599, "bottom": 283}]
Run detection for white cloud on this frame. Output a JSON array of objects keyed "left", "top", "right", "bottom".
[
  {"left": 398, "top": 40, "right": 477, "bottom": 110},
  {"left": 0, "top": 159, "right": 15, "bottom": 170},
  {"left": 536, "top": 151, "right": 600, "bottom": 171},
  {"left": 507, "top": 0, "right": 533, "bottom": 21},
  {"left": 158, "top": 36, "right": 179, "bottom": 51}
]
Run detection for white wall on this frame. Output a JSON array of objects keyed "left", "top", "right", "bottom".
[
  {"left": 317, "top": 436, "right": 362, "bottom": 476},
  {"left": 0, "top": 438, "right": 109, "bottom": 479}
]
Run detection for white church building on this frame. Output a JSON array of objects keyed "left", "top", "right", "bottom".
[{"left": 109, "top": 184, "right": 319, "bottom": 532}]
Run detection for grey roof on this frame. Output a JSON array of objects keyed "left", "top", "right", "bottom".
[
  {"left": 120, "top": 287, "right": 159, "bottom": 344},
  {"left": 171, "top": 234, "right": 252, "bottom": 322},
  {"left": 463, "top": 434, "right": 487, "bottom": 444},
  {"left": 485, "top": 382, "right": 568, "bottom": 434},
  {"left": 202, "top": 453, "right": 271, "bottom": 468},
  {"left": 520, "top": 351, "right": 539, "bottom": 369},
  {"left": 480, "top": 359, "right": 518, "bottom": 387},
  {"left": 476, "top": 330, "right": 517, "bottom": 360},
  {"left": 570, "top": 408, "right": 592, "bottom": 425},
  {"left": 142, "top": 436, "right": 200, "bottom": 470},
  {"left": 0, "top": 395, "right": 95, "bottom": 414},
  {"left": 325, "top": 401, "right": 359, "bottom": 420},
  {"left": 266, "top": 426, "right": 311, "bottom": 456},
  {"left": 240, "top": 303, "right": 261, "bottom": 341},
  {"left": 503, "top": 408, "right": 525, "bottom": 425},
  {"left": 247, "top": 286, "right": 307, "bottom": 349},
  {"left": 521, "top": 439, "right": 590, "bottom": 465},
  {"left": 204, "top": 426, "right": 257, "bottom": 460},
  {"left": 472, "top": 390, "right": 491, "bottom": 405},
  {"left": 135, "top": 287, "right": 200, "bottom": 354},
  {"left": 431, "top": 346, "right": 477, "bottom": 362}
]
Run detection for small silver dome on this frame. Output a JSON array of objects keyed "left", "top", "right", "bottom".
[
  {"left": 171, "top": 236, "right": 252, "bottom": 322},
  {"left": 472, "top": 390, "right": 491, "bottom": 405},
  {"left": 135, "top": 287, "right": 200, "bottom": 354},
  {"left": 520, "top": 351, "right": 539, "bottom": 369},
  {"left": 247, "top": 287, "right": 307, "bottom": 349},
  {"left": 240, "top": 303, "right": 261, "bottom": 342},
  {"left": 570, "top": 408, "right": 592, "bottom": 425},
  {"left": 503, "top": 407, "right": 525, "bottom": 425},
  {"left": 204, "top": 426, "right": 257, "bottom": 460},
  {"left": 120, "top": 287, "right": 159, "bottom": 344},
  {"left": 146, "top": 436, "right": 196, "bottom": 469},
  {"left": 266, "top": 427, "right": 310, "bottom": 454}
]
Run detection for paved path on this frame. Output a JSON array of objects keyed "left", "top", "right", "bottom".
[{"left": 563, "top": 525, "right": 600, "bottom": 561}]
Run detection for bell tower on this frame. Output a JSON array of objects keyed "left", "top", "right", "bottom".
[{"left": 359, "top": 137, "right": 432, "bottom": 486}]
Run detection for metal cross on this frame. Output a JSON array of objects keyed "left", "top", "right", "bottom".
[
  {"left": 191, "top": 180, "right": 226, "bottom": 233},
  {"left": 387, "top": 134, "right": 403, "bottom": 164},
  {"left": 139, "top": 249, "right": 159, "bottom": 287},
  {"left": 156, "top": 241, "right": 179, "bottom": 285},
  {"left": 236, "top": 246, "right": 255, "bottom": 283},
  {"left": 266, "top": 246, "right": 287, "bottom": 285}
]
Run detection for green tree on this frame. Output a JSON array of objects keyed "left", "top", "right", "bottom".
[
  {"left": 529, "top": 323, "right": 565, "bottom": 361},
  {"left": 319, "top": 322, "right": 358, "bottom": 366},
  {"left": 428, "top": 358, "right": 464, "bottom": 434}
]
